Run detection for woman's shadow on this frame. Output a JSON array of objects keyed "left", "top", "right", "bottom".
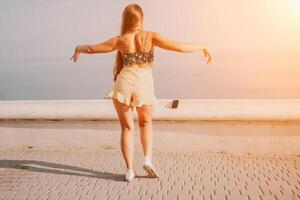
[{"left": 0, "top": 159, "right": 147, "bottom": 182}]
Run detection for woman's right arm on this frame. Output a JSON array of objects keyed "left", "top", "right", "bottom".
[
  {"left": 152, "top": 31, "right": 205, "bottom": 52},
  {"left": 152, "top": 31, "right": 213, "bottom": 63}
]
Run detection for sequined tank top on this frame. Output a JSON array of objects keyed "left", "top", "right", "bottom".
[{"left": 122, "top": 32, "right": 154, "bottom": 66}]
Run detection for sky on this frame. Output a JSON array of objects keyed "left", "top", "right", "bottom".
[{"left": 0, "top": 0, "right": 299, "bottom": 100}]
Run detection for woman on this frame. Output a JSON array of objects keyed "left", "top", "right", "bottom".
[{"left": 70, "top": 3, "right": 213, "bottom": 182}]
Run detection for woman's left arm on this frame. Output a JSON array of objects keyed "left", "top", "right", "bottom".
[{"left": 70, "top": 36, "right": 119, "bottom": 62}]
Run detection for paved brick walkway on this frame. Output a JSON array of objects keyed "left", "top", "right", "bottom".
[{"left": 0, "top": 148, "right": 299, "bottom": 200}]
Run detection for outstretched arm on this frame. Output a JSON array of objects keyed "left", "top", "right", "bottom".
[
  {"left": 152, "top": 31, "right": 204, "bottom": 52},
  {"left": 70, "top": 36, "right": 120, "bottom": 63},
  {"left": 152, "top": 31, "right": 213, "bottom": 64}
]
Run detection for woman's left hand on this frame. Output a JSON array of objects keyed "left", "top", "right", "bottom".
[{"left": 70, "top": 46, "right": 81, "bottom": 63}]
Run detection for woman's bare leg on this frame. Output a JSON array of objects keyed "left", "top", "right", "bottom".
[
  {"left": 136, "top": 104, "right": 154, "bottom": 157},
  {"left": 112, "top": 98, "right": 135, "bottom": 169}
]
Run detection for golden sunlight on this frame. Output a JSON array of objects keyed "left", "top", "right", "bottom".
[{"left": 287, "top": 0, "right": 300, "bottom": 13}]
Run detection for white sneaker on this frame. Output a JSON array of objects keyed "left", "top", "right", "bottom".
[
  {"left": 143, "top": 156, "right": 159, "bottom": 178},
  {"left": 125, "top": 169, "right": 135, "bottom": 182}
]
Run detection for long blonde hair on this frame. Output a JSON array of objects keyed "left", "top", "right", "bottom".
[{"left": 113, "top": 4, "right": 144, "bottom": 82}]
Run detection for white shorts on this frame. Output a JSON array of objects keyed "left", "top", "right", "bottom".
[{"left": 107, "top": 66, "right": 158, "bottom": 107}]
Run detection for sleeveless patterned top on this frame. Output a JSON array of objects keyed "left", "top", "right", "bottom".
[{"left": 122, "top": 32, "right": 154, "bottom": 66}]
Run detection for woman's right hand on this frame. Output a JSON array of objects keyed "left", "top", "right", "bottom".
[{"left": 202, "top": 48, "right": 213, "bottom": 64}]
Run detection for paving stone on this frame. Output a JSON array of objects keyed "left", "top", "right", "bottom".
[{"left": 0, "top": 149, "right": 298, "bottom": 200}]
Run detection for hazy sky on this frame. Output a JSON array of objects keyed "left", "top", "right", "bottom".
[{"left": 0, "top": 0, "right": 300, "bottom": 100}]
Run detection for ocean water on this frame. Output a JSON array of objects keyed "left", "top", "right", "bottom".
[
  {"left": 0, "top": 53, "right": 299, "bottom": 100},
  {"left": 1, "top": 0, "right": 300, "bottom": 100}
]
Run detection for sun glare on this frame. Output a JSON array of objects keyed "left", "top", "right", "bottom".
[{"left": 287, "top": 0, "right": 300, "bottom": 12}]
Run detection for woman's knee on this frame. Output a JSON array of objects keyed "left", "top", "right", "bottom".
[
  {"left": 121, "top": 125, "right": 135, "bottom": 134},
  {"left": 138, "top": 120, "right": 152, "bottom": 128}
]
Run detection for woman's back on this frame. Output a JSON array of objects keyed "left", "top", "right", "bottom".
[
  {"left": 120, "top": 30, "right": 154, "bottom": 67},
  {"left": 120, "top": 30, "right": 153, "bottom": 53}
]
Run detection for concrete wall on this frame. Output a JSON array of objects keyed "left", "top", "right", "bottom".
[
  {"left": 1, "top": 99, "right": 300, "bottom": 121},
  {"left": 0, "top": 99, "right": 299, "bottom": 155}
]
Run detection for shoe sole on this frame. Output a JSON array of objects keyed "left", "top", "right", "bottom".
[
  {"left": 125, "top": 178, "right": 133, "bottom": 182},
  {"left": 143, "top": 164, "right": 159, "bottom": 178}
]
